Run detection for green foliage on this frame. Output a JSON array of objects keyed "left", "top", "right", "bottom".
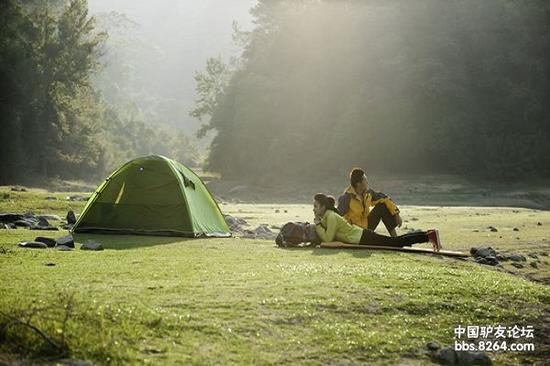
[
  {"left": 191, "top": 56, "right": 233, "bottom": 138},
  {"left": 194, "top": 0, "right": 550, "bottom": 181},
  {"left": 0, "top": 0, "right": 200, "bottom": 184},
  {"left": 0, "top": 0, "right": 106, "bottom": 182}
]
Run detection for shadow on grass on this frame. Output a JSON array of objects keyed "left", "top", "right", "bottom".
[{"left": 72, "top": 233, "right": 192, "bottom": 250}]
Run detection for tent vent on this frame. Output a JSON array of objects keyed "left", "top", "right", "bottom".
[{"left": 179, "top": 171, "right": 195, "bottom": 190}]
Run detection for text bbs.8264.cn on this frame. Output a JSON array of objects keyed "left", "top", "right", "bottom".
[{"left": 454, "top": 325, "right": 535, "bottom": 352}]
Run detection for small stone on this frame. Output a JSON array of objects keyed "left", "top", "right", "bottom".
[
  {"left": 508, "top": 254, "right": 526, "bottom": 262},
  {"left": 511, "top": 262, "right": 524, "bottom": 269},
  {"left": 527, "top": 253, "right": 538, "bottom": 259},
  {"left": 475, "top": 257, "right": 488, "bottom": 265},
  {"left": 29, "top": 225, "right": 59, "bottom": 231},
  {"left": 529, "top": 262, "right": 538, "bottom": 269},
  {"left": 434, "top": 347, "right": 456, "bottom": 365},
  {"left": 45, "top": 263, "right": 56, "bottom": 266},
  {"left": 45, "top": 196, "right": 58, "bottom": 201},
  {"left": 426, "top": 341, "right": 440, "bottom": 351},
  {"left": 34, "top": 237, "right": 56, "bottom": 247},
  {"left": 537, "top": 222, "right": 542, "bottom": 226},
  {"left": 487, "top": 226, "right": 498, "bottom": 232},
  {"left": 18, "top": 241, "right": 48, "bottom": 249},
  {"left": 37, "top": 214, "right": 61, "bottom": 221},
  {"left": 56, "top": 234, "right": 75, "bottom": 248},
  {"left": 66, "top": 195, "right": 88, "bottom": 201},
  {"left": 66, "top": 210, "right": 77, "bottom": 225},
  {"left": 57, "top": 245, "right": 73, "bottom": 251},
  {"left": 513, "top": 227, "right": 519, "bottom": 231},
  {"left": 456, "top": 350, "right": 492, "bottom": 365},
  {"left": 81, "top": 240, "right": 103, "bottom": 251},
  {"left": 431, "top": 346, "right": 492, "bottom": 365},
  {"left": 275, "top": 209, "right": 280, "bottom": 213},
  {"left": 0, "top": 213, "right": 23, "bottom": 224},
  {"left": 38, "top": 216, "right": 50, "bottom": 227},
  {"left": 13, "top": 219, "right": 32, "bottom": 228},
  {"left": 470, "top": 246, "right": 497, "bottom": 258},
  {"left": 483, "top": 256, "right": 499, "bottom": 266}
]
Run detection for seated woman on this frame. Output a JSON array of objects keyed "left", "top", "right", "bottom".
[{"left": 313, "top": 193, "right": 442, "bottom": 251}]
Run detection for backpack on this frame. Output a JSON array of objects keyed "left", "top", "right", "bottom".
[{"left": 275, "top": 222, "right": 320, "bottom": 247}]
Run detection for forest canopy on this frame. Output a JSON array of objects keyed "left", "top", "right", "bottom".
[
  {"left": 0, "top": 0, "right": 198, "bottom": 184},
  {"left": 1, "top": 0, "right": 549, "bottom": 184},
  {"left": 197, "top": 0, "right": 550, "bottom": 182}
]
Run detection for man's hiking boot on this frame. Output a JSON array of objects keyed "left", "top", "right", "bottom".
[{"left": 427, "top": 229, "right": 442, "bottom": 252}]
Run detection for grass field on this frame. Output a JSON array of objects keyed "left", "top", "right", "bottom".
[{"left": 0, "top": 187, "right": 549, "bottom": 365}]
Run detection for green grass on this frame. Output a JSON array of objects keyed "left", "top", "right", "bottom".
[{"left": 0, "top": 187, "right": 549, "bottom": 365}]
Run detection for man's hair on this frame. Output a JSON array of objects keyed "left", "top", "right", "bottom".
[{"left": 350, "top": 168, "right": 366, "bottom": 187}]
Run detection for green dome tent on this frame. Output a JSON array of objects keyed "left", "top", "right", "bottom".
[{"left": 72, "top": 155, "right": 231, "bottom": 237}]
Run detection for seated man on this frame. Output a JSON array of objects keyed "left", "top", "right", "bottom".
[{"left": 337, "top": 168, "right": 403, "bottom": 237}]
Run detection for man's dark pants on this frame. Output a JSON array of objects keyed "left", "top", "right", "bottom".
[{"left": 367, "top": 203, "right": 398, "bottom": 232}]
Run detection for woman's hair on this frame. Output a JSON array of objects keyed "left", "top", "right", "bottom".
[
  {"left": 314, "top": 193, "right": 339, "bottom": 213},
  {"left": 350, "top": 168, "right": 366, "bottom": 188}
]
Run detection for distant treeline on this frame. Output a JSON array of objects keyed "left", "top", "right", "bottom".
[
  {"left": 0, "top": 0, "right": 198, "bottom": 184},
  {"left": 195, "top": 0, "right": 550, "bottom": 182}
]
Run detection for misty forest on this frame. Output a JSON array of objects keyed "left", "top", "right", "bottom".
[{"left": 2, "top": 0, "right": 549, "bottom": 184}]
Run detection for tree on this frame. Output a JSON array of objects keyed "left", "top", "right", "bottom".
[
  {"left": 190, "top": 56, "right": 233, "bottom": 138},
  {"left": 195, "top": 0, "right": 550, "bottom": 181}
]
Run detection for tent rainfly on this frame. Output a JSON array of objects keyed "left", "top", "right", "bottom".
[{"left": 72, "top": 155, "right": 231, "bottom": 237}]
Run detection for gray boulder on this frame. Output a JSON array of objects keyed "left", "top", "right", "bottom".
[
  {"left": 0, "top": 213, "right": 23, "bottom": 224},
  {"left": 29, "top": 225, "right": 59, "bottom": 231},
  {"left": 470, "top": 246, "right": 497, "bottom": 259},
  {"left": 66, "top": 210, "right": 77, "bottom": 225},
  {"left": 57, "top": 245, "right": 73, "bottom": 251},
  {"left": 81, "top": 240, "right": 104, "bottom": 251},
  {"left": 13, "top": 219, "right": 33, "bottom": 228},
  {"left": 66, "top": 195, "right": 88, "bottom": 201},
  {"left": 18, "top": 241, "right": 48, "bottom": 249},
  {"left": 475, "top": 256, "right": 499, "bottom": 266},
  {"left": 37, "top": 214, "right": 61, "bottom": 221},
  {"left": 29, "top": 216, "right": 58, "bottom": 230},
  {"left": 429, "top": 344, "right": 492, "bottom": 365},
  {"left": 508, "top": 254, "right": 526, "bottom": 262},
  {"left": 250, "top": 224, "right": 276, "bottom": 239},
  {"left": 56, "top": 234, "right": 75, "bottom": 248},
  {"left": 34, "top": 237, "right": 56, "bottom": 247}
]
